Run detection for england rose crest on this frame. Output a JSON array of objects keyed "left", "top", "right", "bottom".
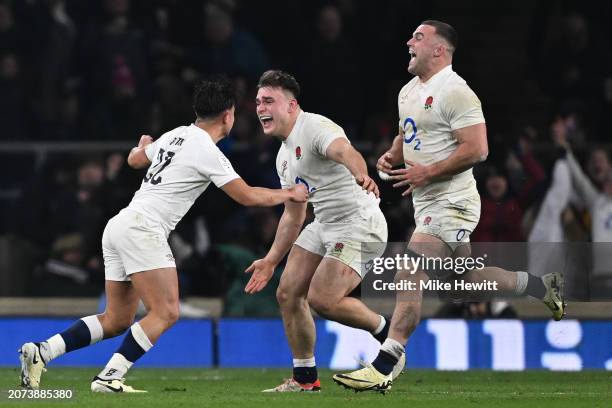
[
  {"left": 424, "top": 96, "right": 433, "bottom": 110},
  {"left": 295, "top": 146, "right": 302, "bottom": 160}
]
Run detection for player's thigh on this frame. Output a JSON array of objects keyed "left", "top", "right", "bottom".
[
  {"left": 308, "top": 257, "right": 361, "bottom": 303},
  {"left": 102, "top": 280, "right": 139, "bottom": 330},
  {"left": 408, "top": 232, "right": 453, "bottom": 258},
  {"left": 278, "top": 245, "right": 323, "bottom": 299},
  {"left": 130, "top": 267, "right": 179, "bottom": 314}
]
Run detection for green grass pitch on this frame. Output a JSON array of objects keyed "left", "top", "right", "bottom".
[{"left": 0, "top": 368, "right": 610, "bottom": 407}]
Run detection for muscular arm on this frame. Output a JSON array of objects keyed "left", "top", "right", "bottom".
[
  {"left": 427, "top": 122, "right": 488, "bottom": 179},
  {"left": 127, "top": 135, "right": 153, "bottom": 169},
  {"left": 263, "top": 201, "right": 307, "bottom": 265},
  {"left": 244, "top": 201, "right": 307, "bottom": 294},
  {"left": 221, "top": 178, "right": 307, "bottom": 207},
  {"left": 326, "top": 138, "right": 369, "bottom": 179},
  {"left": 325, "top": 137, "right": 380, "bottom": 196},
  {"left": 383, "top": 133, "right": 406, "bottom": 168}
]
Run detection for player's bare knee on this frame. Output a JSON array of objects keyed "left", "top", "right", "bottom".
[
  {"left": 99, "top": 313, "right": 134, "bottom": 337},
  {"left": 306, "top": 291, "right": 336, "bottom": 318},
  {"left": 164, "top": 303, "right": 180, "bottom": 326},
  {"left": 276, "top": 284, "right": 302, "bottom": 307},
  {"left": 276, "top": 286, "right": 289, "bottom": 306},
  {"left": 151, "top": 302, "right": 180, "bottom": 328}
]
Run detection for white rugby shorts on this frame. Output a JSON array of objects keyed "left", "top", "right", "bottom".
[
  {"left": 102, "top": 208, "right": 175, "bottom": 281},
  {"left": 294, "top": 207, "right": 388, "bottom": 277},
  {"left": 413, "top": 195, "right": 481, "bottom": 252}
]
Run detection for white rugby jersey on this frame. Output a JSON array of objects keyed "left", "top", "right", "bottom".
[
  {"left": 276, "top": 111, "right": 379, "bottom": 223},
  {"left": 127, "top": 124, "right": 239, "bottom": 235},
  {"left": 398, "top": 65, "right": 485, "bottom": 207}
]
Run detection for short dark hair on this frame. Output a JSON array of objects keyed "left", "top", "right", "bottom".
[
  {"left": 257, "top": 70, "right": 300, "bottom": 99},
  {"left": 193, "top": 75, "right": 235, "bottom": 120},
  {"left": 422, "top": 19, "right": 458, "bottom": 53}
]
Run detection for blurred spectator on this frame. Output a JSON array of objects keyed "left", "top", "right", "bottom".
[
  {"left": 538, "top": 12, "right": 602, "bottom": 102},
  {"left": 299, "top": 4, "right": 362, "bottom": 136},
  {"left": 472, "top": 171, "right": 524, "bottom": 242},
  {"left": 15, "top": 154, "right": 135, "bottom": 295},
  {"left": 48, "top": 158, "right": 108, "bottom": 273},
  {"left": 26, "top": 0, "right": 77, "bottom": 139},
  {"left": 537, "top": 11, "right": 605, "bottom": 137},
  {"left": 79, "top": 0, "right": 150, "bottom": 140},
  {"left": 168, "top": 2, "right": 270, "bottom": 81},
  {"left": 586, "top": 148, "right": 611, "bottom": 190},
  {"left": 564, "top": 143, "right": 612, "bottom": 299},
  {"left": 149, "top": 72, "right": 193, "bottom": 136},
  {"left": 504, "top": 126, "right": 547, "bottom": 210}
]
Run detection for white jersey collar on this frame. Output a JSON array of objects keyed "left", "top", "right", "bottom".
[
  {"left": 418, "top": 64, "right": 453, "bottom": 88},
  {"left": 283, "top": 110, "right": 305, "bottom": 144},
  {"left": 190, "top": 123, "right": 213, "bottom": 143}
]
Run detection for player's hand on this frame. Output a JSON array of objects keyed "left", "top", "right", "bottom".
[
  {"left": 138, "top": 134, "right": 154, "bottom": 148},
  {"left": 288, "top": 184, "right": 308, "bottom": 203},
  {"left": 244, "top": 258, "right": 276, "bottom": 294},
  {"left": 355, "top": 174, "right": 380, "bottom": 198},
  {"left": 389, "top": 160, "right": 432, "bottom": 196},
  {"left": 376, "top": 152, "right": 394, "bottom": 174}
]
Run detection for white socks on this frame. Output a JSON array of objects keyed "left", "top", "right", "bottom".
[
  {"left": 380, "top": 338, "right": 405, "bottom": 359},
  {"left": 293, "top": 357, "right": 316, "bottom": 368},
  {"left": 40, "top": 315, "right": 103, "bottom": 363},
  {"left": 372, "top": 315, "right": 386, "bottom": 335},
  {"left": 515, "top": 271, "right": 529, "bottom": 295},
  {"left": 40, "top": 334, "right": 65, "bottom": 363},
  {"left": 130, "top": 322, "right": 153, "bottom": 352},
  {"left": 98, "top": 353, "right": 133, "bottom": 380}
]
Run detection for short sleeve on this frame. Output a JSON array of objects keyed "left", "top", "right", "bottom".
[
  {"left": 310, "top": 116, "right": 349, "bottom": 157},
  {"left": 145, "top": 136, "right": 164, "bottom": 161},
  {"left": 276, "top": 148, "right": 291, "bottom": 189},
  {"left": 441, "top": 86, "right": 485, "bottom": 131},
  {"left": 197, "top": 147, "right": 240, "bottom": 188}
]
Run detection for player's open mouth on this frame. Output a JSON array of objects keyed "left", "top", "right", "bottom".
[
  {"left": 259, "top": 115, "right": 273, "bottom": 128},
  {"left": 409, "top": 50, "right": 416, "bottom": 58}
]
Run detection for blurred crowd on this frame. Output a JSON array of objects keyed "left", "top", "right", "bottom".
[{"left": 0, "top": 0, "right": 611, "bottom": 314}]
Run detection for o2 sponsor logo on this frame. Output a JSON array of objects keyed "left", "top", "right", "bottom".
[
  {"left": 295, "top": 177, "right": 316, "bottom": 193},
  {"left": 403, "top": 117, "right": 421, "bottom": 151}
]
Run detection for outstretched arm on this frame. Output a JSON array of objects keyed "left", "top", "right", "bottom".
[
  {"left": 565, "top": 149, "right": 599, "bottom": 209},
  {"left": 325, "top": 138, "right": 379, "bottom": 197},
  {"left": 244, "top": 201, "right": 307, "bottom": 293},
  {"left": 221, "top": 179, "right": 308, "bottom": 207}
]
